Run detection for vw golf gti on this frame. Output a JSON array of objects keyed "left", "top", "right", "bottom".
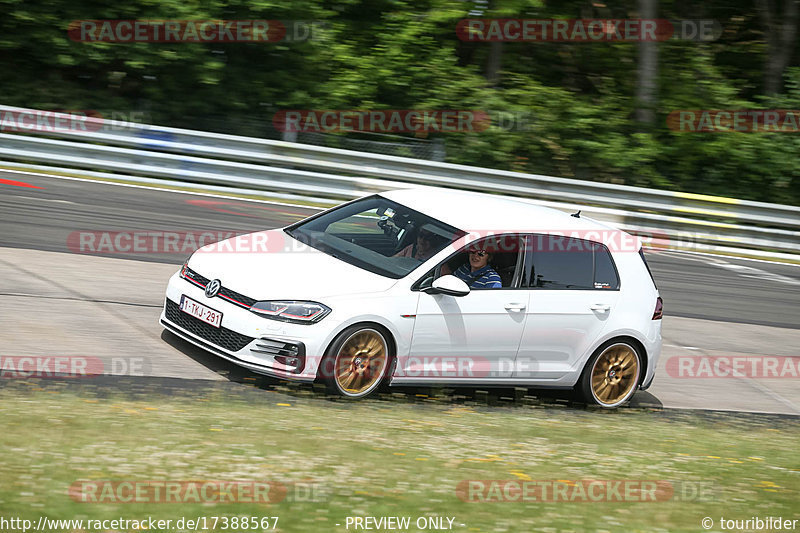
[{"left": 160, "top": 188, "right": 662, "bottom": 408}]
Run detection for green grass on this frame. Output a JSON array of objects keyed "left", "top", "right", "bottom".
[{"left": 0, "top": 380, "right": 798, "bottom": 533}]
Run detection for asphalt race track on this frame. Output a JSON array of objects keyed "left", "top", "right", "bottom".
[{"left": 1, "top": 170, "right": 799, "bottom": 414}]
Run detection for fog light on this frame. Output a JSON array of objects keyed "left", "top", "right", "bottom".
[
  {"left": 275, "top": 354, "right": 302, "bottom": 371},
  {"left": 253, "top": 338, "right": 305, "bottom": 374}
]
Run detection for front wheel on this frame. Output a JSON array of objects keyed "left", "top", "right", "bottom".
[
  {"left": 321, "top": 325, "right": 392, "bottom": 399},
  {"left": 580, "top": 341, "right": 642, "bottom": 408}
]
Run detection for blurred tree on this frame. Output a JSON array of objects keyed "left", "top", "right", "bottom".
[
  {"left": 635, "top": 0, "right": 658, "bottom": 125},
  {"left": 0, "top": 0, "right": 798, "bottom": 205},
  {"left": 757, "top": 0, "right": 798, "bottom": 95}
]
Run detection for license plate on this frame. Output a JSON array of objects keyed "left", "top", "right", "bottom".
[{"left": 180, "top": 295, "right": 223, "bottom": 328}]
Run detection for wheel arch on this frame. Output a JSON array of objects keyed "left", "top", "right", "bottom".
[
  {"left": 315, "top": 320, "right": 398, "bottom": 384},
  {"left": 583, "top": 333, "right": 649, "bottom": 387},
  {"left": 608, "top": 335, "right": 648, "bottom": 387},
  {"left": 578, "top": 336, "right": 647, "bottom": 408}
]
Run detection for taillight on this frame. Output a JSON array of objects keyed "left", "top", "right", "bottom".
[{"left": 652, "top": 297, "right": 663, "bottom": 320}]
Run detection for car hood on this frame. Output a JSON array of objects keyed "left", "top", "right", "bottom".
[{"left": 187, "top": 229, "right": 399, "bottom": 300}]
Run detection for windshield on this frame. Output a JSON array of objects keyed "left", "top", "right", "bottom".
[{"left": 285, "top": 195, "right": 465, "bottom": 279}]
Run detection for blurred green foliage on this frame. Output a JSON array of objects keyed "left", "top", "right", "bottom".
[{"left": 0, "top": 0, "right": 798, "bottom": 204}]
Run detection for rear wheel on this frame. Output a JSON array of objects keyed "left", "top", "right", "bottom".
[
  {"left": 580, "top": 341, "right": 641, "bottom": 408},
  {"left": 322, "top": 325, "right": 392, "bottom": 399}
]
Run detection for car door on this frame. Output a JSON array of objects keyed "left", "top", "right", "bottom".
[
  {"left": 401, "top": 235, "right": 528, "bottom": 382},
  {"left": 513, "top": 235, "right": 621, "bottom": 380}
]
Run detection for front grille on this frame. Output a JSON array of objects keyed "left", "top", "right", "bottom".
[
  {"left": 183, "top": 267, "right": 209, "bottom": 286},
  {"left": 164, "top": 299, "right": 255, "bottom": 352},
  {"left": 218, "top": 286, "right": 257, "bottom": 308},
  {"left": 183, "top": 267, "right": 257, "bottom": 309}
]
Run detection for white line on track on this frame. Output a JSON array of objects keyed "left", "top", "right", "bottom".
[
  {"left": 655, "top": 250, "right": 800, "bottom": 286},
  {"left": 5, "top": 194, "right": 75, "bottom": 204},
  {"left": 666, "top": 339, "right": 800, "bottom": 415},
  {"left": 0, "top": 168, "right": 327, "bottom": 211},
  {"left": 651, "top": 248, "right": 800, "bottom": 269}
]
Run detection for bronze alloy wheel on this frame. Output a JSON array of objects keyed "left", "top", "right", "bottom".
[
  {"left": 588, "top": 343, "right": 640, "bottom": 407},
  {"left": 333, "top": 328, "right": 389, "bottom": 397}
]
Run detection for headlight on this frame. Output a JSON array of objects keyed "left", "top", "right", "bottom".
[
  {"left": 179, "top": 256, "right": 192, "bottom": 278},
  {"left": 249, "top": 301, "right": 331, "bottom": 324}
]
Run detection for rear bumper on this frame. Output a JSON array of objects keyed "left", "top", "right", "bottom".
[{"left": 639, "top": 320, "right": 662, "bottom": 391}]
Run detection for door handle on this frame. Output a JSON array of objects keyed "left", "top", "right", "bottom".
[
  {"left": 590, "top": 304, "right": 611, "bottom": 312},
  {"left": 504, "top": 303, "right": 526, "bottom": 311}
]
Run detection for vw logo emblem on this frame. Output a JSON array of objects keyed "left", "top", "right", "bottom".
[{"left": 205, "top": 279, "right": 221, "bottom": 298}]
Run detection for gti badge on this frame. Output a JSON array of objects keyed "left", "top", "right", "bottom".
[{"left": 205, "top": 279, "right": 221, "bottom": 298}]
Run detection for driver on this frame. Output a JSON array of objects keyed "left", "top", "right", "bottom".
[
  {"left": 395, "top": 227, "right": 437, "bottom": 262},
  {"left": 452, "top": 248, "right": 502, "bottom": 289}
]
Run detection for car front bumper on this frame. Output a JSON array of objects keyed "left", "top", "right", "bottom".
[{"left": 160, "top": 270, "right": 333, "bottom": 382}]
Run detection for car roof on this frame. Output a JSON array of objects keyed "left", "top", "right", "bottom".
[{"left": 379, "top": 187, "right": 617, "bottom": 234}]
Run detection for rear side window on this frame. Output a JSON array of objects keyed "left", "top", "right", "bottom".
[
  {"left": 593, "top": 245, "right": 619, "bottom": 289},
  {"left": 638, "top": 248, "right": 658, "bottom": 289},
  {"left": 523, "top": 235, "right": 620, "bottom": 290}
]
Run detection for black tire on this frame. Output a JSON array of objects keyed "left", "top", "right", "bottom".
[
  {"left": 320, "top": 324, "right": 393, "bottom": 399},
  {"left": 579, "top": 340, "right": 642, "bottom": 408}
]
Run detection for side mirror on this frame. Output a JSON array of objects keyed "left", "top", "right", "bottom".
[{"left": 425, "top": 275, "right": 470, "bottom": 297}]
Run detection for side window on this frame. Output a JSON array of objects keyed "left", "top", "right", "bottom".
[
  {"left": 524, "top": 235, "right": 619, "bottom": 290},
  {"left": 415, "top": 234, "right": 524, "bottom": 290},
  {"left": 593, "top": 244, "right": 620, "bottom": 290}
]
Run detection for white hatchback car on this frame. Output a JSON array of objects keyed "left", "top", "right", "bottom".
[{"left": 161, "top": 188, "right": 662, "bottom": 408}]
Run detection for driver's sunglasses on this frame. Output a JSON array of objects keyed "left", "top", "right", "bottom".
[{"left": 469, "top": 250, "right": 488, "bottom": 257}]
